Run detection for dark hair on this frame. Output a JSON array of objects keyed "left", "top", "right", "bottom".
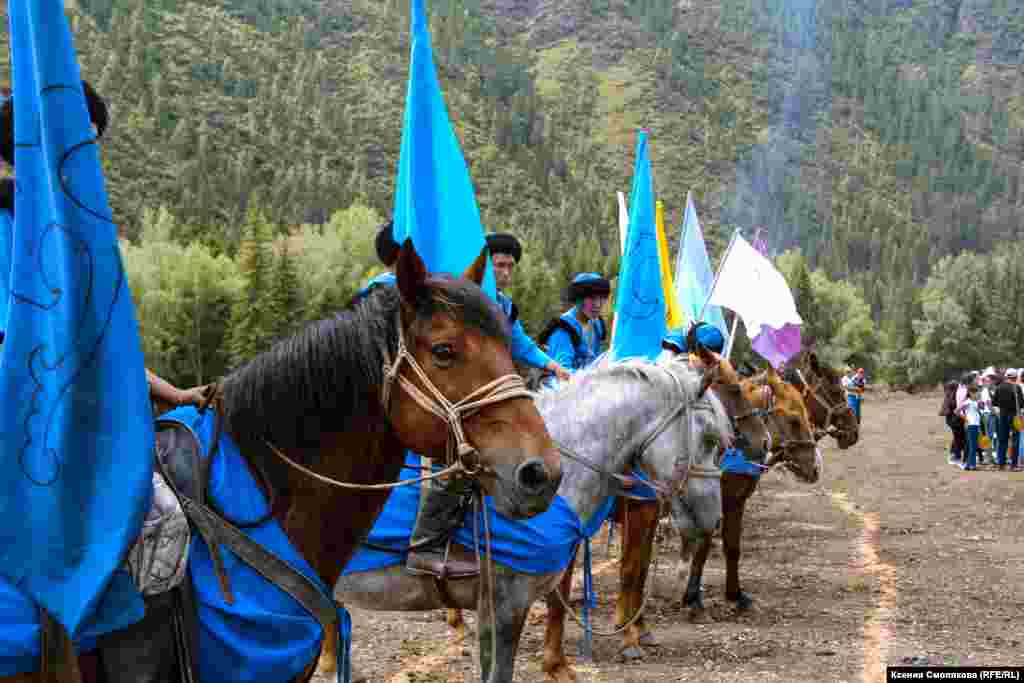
[
  {"left": 1, "top": 80, "right": 109, "bottom": 167},
  {"left": 485, "top": 233, "right": 522, "bottom": 262},
  {"left": 375, "top": 220, "right": 400, "bottom": 267}
]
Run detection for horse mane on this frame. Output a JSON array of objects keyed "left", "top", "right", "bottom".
[
  {"left": 220, "top": 276, "right": 509, "bottom": 464},
  {"left": 540, "top": 357, "right": 733, "bottom": 442}
]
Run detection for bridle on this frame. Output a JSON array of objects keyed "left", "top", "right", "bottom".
[
  {"left": 379, "top": 311, "right": 533, "bottom": 471},
  {"left": 258, "top": 310, "right": 535, "bottom": 490},
  {"left": 792, "top": 367, "right": 857, "bottom": 441},
  {"left": 751, "top": 381, "right": 817, "bottom": 460},
  {"left": 556, "top": 364, "right": 723, "bottom": 500}
]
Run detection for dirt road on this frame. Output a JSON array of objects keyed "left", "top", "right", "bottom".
[{"left": 335, "top": 390, "right": 1024, "bottom": 682}]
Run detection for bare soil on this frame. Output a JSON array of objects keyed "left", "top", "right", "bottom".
[{"left": 329, "top": 390, "right": 1024, "bottom": 682}]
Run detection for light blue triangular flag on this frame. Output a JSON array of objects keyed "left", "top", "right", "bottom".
[
  {"left": 0, "top": 0, "right": 152, "bottom": 636},
  {"left": 391, "top": 0, "right": 495, "bottom": 297},
  {"left": 674, "top": 191, "right": 729, "bottom": 339},
  {"left": 611, "top": 131, "right": 667, "bottom": 361}
]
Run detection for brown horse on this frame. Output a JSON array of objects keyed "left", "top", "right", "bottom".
[
  {"left": 6, "top": 240, "right": 563, "bottom": 683},
  {"left": 782, "top": 350, "right": 860, "bottom": 449},
  {"left": 680, "top": 365, "right": 820, "bottom": 615}
]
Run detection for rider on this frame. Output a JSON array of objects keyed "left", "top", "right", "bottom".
[
  {"left": 538, "top": 272, "right": 611, "bottom": 381},
  {"left": 486, "top": 232, "right": 570, "bottom": 383},
  {"left": 350, "top": 220, "right": 400, "bottom": 305},
  {"left": 659, "top": 322, "right": 725, "bottom": 368}
]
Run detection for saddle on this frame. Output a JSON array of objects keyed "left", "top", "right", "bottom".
[{"left": 152, "top": 415, "right": 340, "bottom": 636}]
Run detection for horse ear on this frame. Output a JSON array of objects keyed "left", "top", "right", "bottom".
[
  {"left": 395, "top": 238, "right": 429, "bottom": 307},
  {"left": 808, "top": 352, "right": 821, "bottom": 373},
  {"left": 461, "top": 246, "right": 489, "bottom": 286}
]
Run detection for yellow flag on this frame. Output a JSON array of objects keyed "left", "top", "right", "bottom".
[{"left": 656, "top": 201, "right": 686, "bottom": 329}]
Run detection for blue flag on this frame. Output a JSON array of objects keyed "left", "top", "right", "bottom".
[
  {"left": 673, "top": 191, "right": 729, "bottom": 339},
  {"left": 391, "top": 0, "right": 495, "bottom": 297},
  {"left": 0, "top": 208, "right": 11, "bottom": 338},
  {"left": 611, "top": 131, "right": 667, "bottom": 361},
  {"left": 0, "top": 0, "right": 152, "bottom": 636}
]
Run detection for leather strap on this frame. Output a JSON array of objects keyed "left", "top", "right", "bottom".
[
  {"left": 39, "top": 608, "right": 82, "bottom": 683},
  {"left": 154, "top": 422, "right": 338, "bottom": 638}
]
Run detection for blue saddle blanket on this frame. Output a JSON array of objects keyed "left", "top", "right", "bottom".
[
  {"left": 721, "top": 448, "right": 765, "bottom": 478},
  {"left": 0, "top": 570, "right": 143, "bottom": 676},
  {"left": 344, "top": 454, "right": 615, "bottom": 576},
  {"left": 160, "top": 407, "right": 348, "bottom": 683}
]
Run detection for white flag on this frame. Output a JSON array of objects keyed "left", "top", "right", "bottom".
[
  {"left": 617, "top": 191, "right": 629, "bottom": 256},
  {"left": 708, "top": 235, "right": 803, "bottom": 339}
]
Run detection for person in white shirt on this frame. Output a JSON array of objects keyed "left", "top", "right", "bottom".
[
  {"left": 958, "top": 384, "right": 982, "bottom": 470},
  {"left": 979, "top": 371, "right": 997, "bottom": 463}
]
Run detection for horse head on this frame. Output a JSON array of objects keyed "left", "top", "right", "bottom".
[
  {"left": 748, "top": 367, "right": 821, "bottom": 484},
  {"left": 801, "top": 351, "right": 859, "bottom": 449},
  {"left": 696, "top": 351, "right": 772, "bottom": 466},
  {"left": 387, "top": 240, "right": 562, "bottom": 517}
]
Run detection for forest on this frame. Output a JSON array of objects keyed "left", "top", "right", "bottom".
[{"left": 2, "top": 0, "right": 1022, "bottom": 384}]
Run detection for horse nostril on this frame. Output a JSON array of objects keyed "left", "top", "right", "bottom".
[{"left": 516, "top": 459, "right": 549, "bottom": 492}]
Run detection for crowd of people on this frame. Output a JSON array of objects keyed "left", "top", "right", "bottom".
[{"left": 940, "top": 367, "right": 1024, "bottom": 471}]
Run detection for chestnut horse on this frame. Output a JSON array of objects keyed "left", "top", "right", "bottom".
[
  {"left": 4, "top": 241, "right": 562, "bottom": 683},
  {"left": 678, "top": 365, "right": 820, "bottom": 618},
  {"left": 782, "top": 350, "right": 860, "bottom": 449}
]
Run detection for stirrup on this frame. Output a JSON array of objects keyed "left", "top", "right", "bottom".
[{"left": 405, "top": 537, "right": 478, "bottom": 579}]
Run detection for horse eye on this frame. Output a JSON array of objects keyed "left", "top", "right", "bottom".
[{"left": 431, "top": 343, "right": 456, "bottom": 366}]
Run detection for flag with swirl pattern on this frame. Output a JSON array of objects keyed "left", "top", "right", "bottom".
[
  {"left": 611, "top": 131, "right": 667, "bottom": 361},
  {"left": 0, "top": 0, "right": 152, "bottom": 637}
]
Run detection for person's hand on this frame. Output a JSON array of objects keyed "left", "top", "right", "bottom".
[
  {"left": 176, "top": 386, "right": 209, "bottom": 406},
  {"left": 552, "top": 364, "right": 571, "bottom": 383}
]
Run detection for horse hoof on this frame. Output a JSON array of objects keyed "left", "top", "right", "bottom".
[
  {"left": 732, "top": 591, "right": 753, "bottom": 610},
  {"left": 620, "top": 646, "right": 645, "bottom": 661},
  {"left": 546, "top": 665, "right": 578, "bottom": 683},
  {"left": 638, "top": 631, "right": 658, "bottom": 647},
  {"left": 683, "top": 592, "right": 704, "bottom": 610}
]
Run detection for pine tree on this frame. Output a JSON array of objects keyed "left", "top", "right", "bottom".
[
  {"left": 228, "top": 206, "right": 276, "bottom": 367},
  {"left": 269, "top": 240, "right": 304, "bottom": 340},
  {"left": 793, "top": 257, "right": 818, "bottom": 345}
]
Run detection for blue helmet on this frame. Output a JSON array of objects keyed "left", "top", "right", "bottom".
[
  {"left": 661, "top": 328, "right": 687, "bottom": 354},
  {"left": 686, "top": 322, "right": 726, "bottom": 354},
  {"left": 566, "top": 272, "right": 611, "bottom": 302}
]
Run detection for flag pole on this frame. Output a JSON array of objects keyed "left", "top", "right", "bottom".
[
  {"left": 723, "top": 314, "right": 740, "bottom": 360},
  {"left": 698, "top": 227, "right": 741, "bottom": 323}
]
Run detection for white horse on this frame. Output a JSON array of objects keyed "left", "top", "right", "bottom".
[{"left": 324, "top": 360, "right": 732, "bottom": 683}]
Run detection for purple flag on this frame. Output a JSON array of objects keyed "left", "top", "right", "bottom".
[{"left": 748, "top": 229, "right": 801, "bottom": 368}]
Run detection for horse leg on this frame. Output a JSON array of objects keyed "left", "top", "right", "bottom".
[
  {"left": 447, "top": 608, "right": 470, "bottom": 654},
  {"left": 476, "top": 571, "right": 532, "bottom": 683},
  {"left": 683, "top": 530, "right": 713, "bottom": 611},
  {"left": 542, "top": 551, "right": 578, "bottom": 683},
  {"left": 723, "top": 476, "right": 758, "bottom": 610},
  {"left": 615, "top": 500, "right": 659, "bottom": 660}
]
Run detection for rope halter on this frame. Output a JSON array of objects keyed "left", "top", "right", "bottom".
[
  {"left": 380, "top": 311, "right": 535, "bottom": 471},
  {"left": 793, "top": 368, "right": 856, "bottom": 441}
]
